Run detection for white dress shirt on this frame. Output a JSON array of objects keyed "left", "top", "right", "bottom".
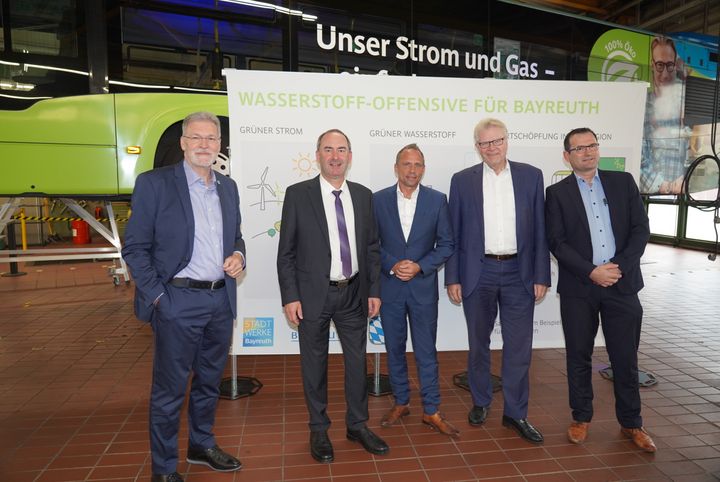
[
  {"left": 396, "top": 184, "right": 419, "bottom": 242},
  {"left": 482, "top": 161, "right": 517, "bottom": 255},
  {"left": 319, "top": 176, "right": 359, "bottom": 280}
]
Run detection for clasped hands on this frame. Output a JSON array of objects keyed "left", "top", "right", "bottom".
[
  {"left": 590, "top": 262, "right": 622, "bottom": 287},
  {"left": 391, "top": 259, "right": 421, "bottom": 281}
]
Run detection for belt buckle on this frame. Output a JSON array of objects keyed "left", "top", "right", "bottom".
[
  {"left": 336, "top": 278, "right": 350, "bottom": 288},
  {"left": 210, "top": 280, "right": 222, "bottom": 289}
]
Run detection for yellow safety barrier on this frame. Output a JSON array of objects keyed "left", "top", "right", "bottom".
[
  {"left": 9, "top": 214, "right": 129, "bottom": 222},
  {"left": 20, "top": 208, "right": 27, "bottom": 250}
]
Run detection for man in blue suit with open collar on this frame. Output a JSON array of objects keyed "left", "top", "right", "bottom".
[
  {"left": 445, "top": 118, "right": 550, "bottom": 444},
  {"left": 122, "top": 112, "right": 245, "bottom": 482},
  {"left": 373, "top": 144, "right": 456, "bottom": 435}
]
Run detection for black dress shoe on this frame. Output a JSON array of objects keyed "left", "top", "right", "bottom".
[
  {"left": 310, "top": 430, "right": 334, "bottom": 463},
  {"left": 150, "top": 473, "right": 183, "bottom": 482},
  {"left": 346, "top": 426, "right": 389, "bottom": 455},
  {"left": 186, "top": 445, "right": 242, "bottom": 472},
  {"left": 468, "top": 405, "right": 489, "bottom": 426},
  {"left": 502, "top": 415, "right": 544, "bottom": 443}
]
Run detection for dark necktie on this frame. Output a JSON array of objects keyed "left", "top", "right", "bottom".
[{"left": 332, "top": 190, "right": 352, "bottom": 278}]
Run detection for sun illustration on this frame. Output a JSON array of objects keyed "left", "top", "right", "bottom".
[{"left": 293, "top": 153, "right": 317, "bottom": 177}]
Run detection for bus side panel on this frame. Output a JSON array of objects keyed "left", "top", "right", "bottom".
[
  {"left": 0, "top": 94, "right": 119, "bottom": 196},
  {"left": 113, "top": 93, "right": 229, "bottom": 194},
  {"left": 1, "top": 144, "right": 119, "bottom": 196}
]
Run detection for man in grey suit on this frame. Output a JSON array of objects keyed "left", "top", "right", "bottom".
[{"left": 277, "top": 129, "right": 389, "bottom": 463}]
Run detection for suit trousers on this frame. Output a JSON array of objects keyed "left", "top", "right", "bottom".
[
  {"left": 560, "top": 284, "right": 643, "bottom": 428},
  {"left": 149, "top": 285, "right": 233, "bottom": 474},
  {"left": 462, "top": 258, "right": 535, "bottom": 419},
  {"left": 298, "top": 280, "right": 369, "bottom": 432},
  {"left": 381, "top": 299, "right": 441, "bottom": 415}
]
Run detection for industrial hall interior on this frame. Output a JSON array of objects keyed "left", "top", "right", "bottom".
[{"left": 1, "top": 1, "right": 720, "bottom": 481}]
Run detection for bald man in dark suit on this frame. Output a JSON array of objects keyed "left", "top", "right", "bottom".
[{"left": 277, "top": 129, "right": 389, "bottom": 463}]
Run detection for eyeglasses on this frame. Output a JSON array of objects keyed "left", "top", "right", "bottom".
[
  {"left": 653, "top": 61, "right": 675, "bottom": 73},
  {"left": 567, "top": 143, "right": 600, "bottom": 153},
  {"left": 182, "top": 135, "right": 221, "bottom": 144},
  {"left": 476, "top": 137, "right": 505, "bottom": 149}
]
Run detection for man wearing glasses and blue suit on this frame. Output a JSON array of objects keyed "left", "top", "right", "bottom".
[
  {"left": 445, "top": 118, "right": 550, "bottom": 444},
  {"left": 123, "top": 112, "right": 245, "bottom": 482}
]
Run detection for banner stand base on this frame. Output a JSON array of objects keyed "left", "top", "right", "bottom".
[
  {"left": 367, "top": 374, "right": 392, "bottom": 397},
  {"left": 218, "top": 354, "right": 262, "bottom": 400},
  {"left": 599, "top": 366, "right": 658, "bottom": 387},
  {"left": 219, "top": 376, "right": 263, "bottom": 400},
  {"left": 367, "top": 352, "right": 392, "bottom": 397},
  {"left": 453, "top": 371, "right": 502, "bottom": 393}
]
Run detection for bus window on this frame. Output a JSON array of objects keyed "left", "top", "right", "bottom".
[{"left": 8, "top": 0, "right": 80, "bottom": 56}]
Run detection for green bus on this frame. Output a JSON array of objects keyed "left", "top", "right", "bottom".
[{"left": 0, "top": 93, "right": 229, "bottom": 198}]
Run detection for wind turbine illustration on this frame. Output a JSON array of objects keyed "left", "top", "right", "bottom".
[{"left": 247, "top": 166, "right": 277, "bottom": 211}]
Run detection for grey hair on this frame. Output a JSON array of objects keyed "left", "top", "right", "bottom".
[
  {"left": 473, "top": 118, "right": 508, "bottom": 142},
  {"left": 182, "top": 111, "right": 221, "bottom": 136}
]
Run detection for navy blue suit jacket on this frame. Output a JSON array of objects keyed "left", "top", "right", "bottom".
[
  {"left": 445, "top": 161, "right": 551, "bottom": 296},
  {"left": 373, "top": 184, "right": 454, "bottom": 303},
  {"left": 122, "top": 162, "right": 246, "bottom": 322},
  {"left": 545, "top": 170, "right": 649, "bottom": 296}
]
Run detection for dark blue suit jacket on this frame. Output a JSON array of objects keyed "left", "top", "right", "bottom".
[
  {"left": 373, "top": 184, "right": 454, "bottom": 303},
  {"left": 445, "top": 161, "right": 551, "bottom": 296},
  {"left": 545, "top": 170, "right": 649, "bottom": 296},
  {"left": 122, "top": 162, "right": 246, "bottom": 322}
]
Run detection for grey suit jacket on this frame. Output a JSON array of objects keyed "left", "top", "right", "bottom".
[{"left": 276, "top": 175, "right": 381, "bottom": 320}]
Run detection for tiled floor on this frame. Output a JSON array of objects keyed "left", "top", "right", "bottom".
[{"left": 1, "top": 243, "right": 719, "bottom": 481}]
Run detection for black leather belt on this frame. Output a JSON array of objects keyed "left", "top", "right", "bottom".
[
  {"left": 170, "top": 277, "right": 225, "bottom": 290},
  {"left": 485, "top": 253, "right": 517, "bottom": 261},
  {"left": 329, "top": 273, "right": 358, "bottom": 288}
]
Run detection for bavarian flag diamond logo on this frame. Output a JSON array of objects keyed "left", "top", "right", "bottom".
[{"left": 368, "top": 316, "right": 384, "bottom": 345}]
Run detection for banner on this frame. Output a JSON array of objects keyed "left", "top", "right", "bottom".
[
  {"left": 589, "top": 29, "right": 717, "bottom": 195},
  {"left": 224, "top": 69, "right": 647, "bottom": 354}
]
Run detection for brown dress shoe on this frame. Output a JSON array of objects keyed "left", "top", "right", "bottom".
[
  {"left": 381, "top": 405, "right": 410, "bottom": 427},
  {"left": 621, "top": 427, "right": 657, "bottom": 453},
  {"left": 567, "top": 421, "right": 589, "bottom": 444},
  {"left": 422, "top": 412, "right": 460, "bottom": 437}
]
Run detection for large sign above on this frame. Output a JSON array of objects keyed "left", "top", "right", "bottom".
[{"left": 316, "top": 24, "right": 543, "bottom": 78}]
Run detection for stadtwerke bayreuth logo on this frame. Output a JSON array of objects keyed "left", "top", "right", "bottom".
[{"left": 243, "top": 317, "right": 274, "bottom": 347}]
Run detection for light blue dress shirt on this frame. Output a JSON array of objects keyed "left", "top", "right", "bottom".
[
  {"left": 575, "top": 172, "right": 616, "bottom": 266},
  {"left": 175, "top": 161, "right": 225, "bottom": 281}
]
